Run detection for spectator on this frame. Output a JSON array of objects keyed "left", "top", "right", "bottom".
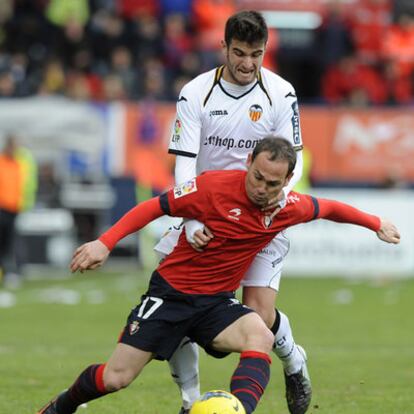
[
  {"left": 0, "top": 135, "right": 37, "bottom": 288},
  {"left": 382, "top": 13, "right": 414, "bottom": 78},
  {"left": 192, "top": 0, "right": 236, "bottom": 70},
  {"left": 322, "top": 54, "right": 386, "bottom": 105},
  {"left": 132, "top": 13, "right": 163, "bottom": 62},
  {"left": 0, "top": 69, "right": 15, "bottom": 97},
  {"left": 317, "top": 1, "right": 354, "bottom": 68},
  {"left": 102, "top": 73, "right": 127, "bottom": 101},
  {"left": 116, "top": 0, "right": 160, "bottom": 19},
  {"left": 159, "top": 0, "right": 192, "bottom": 19},
  {"left": 163, "top": 13, "right": 193, "bottom": 73},
  {"left": 109, "top": 46, "right": 138, "bottom": 98},
  {"left": 46, "top": 0, "right": 89, "bottom": 27},
  {"left": 348, "top": 0, "right": 391, "bottom": 64},
  {"left": 89, "top": 10, "right": 134, "bottom": 67},
  {"left": 37, "top": 162, "right": 61, "bottom": 208},
  {"left": 380, "top": 60, "right": 413, "bottom": 104}
]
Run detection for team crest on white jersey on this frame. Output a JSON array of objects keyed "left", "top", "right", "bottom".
[
  {"left": 227, "top": 208, "right": 242, "bottom": 221},
  {"left": 174, "top": 178, "right": 197, "bottom": 199},
  {"left": 249, "top": 104, "right": 263, "bottom": 122}
]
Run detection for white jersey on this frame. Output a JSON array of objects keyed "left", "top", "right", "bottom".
[{"left": 168, "top": 66, "right": 303, "bottom": 174}]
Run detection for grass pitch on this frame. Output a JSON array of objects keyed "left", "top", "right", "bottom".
[{"left": 0, "top": 268, "right": 413, "bottom": 413}]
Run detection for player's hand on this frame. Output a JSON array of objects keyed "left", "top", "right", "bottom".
[
  {"left": 376, "top": 218, "right": 400, "bottom": 244},
  {"left": 190, "top": 227, "right": 214, "bottom": 252},
  {"left": 261, "top": 190, "right": 285, "bottom": 214},
  {"left": 70, "top": 239, "right": 110, "bottom": 273}
]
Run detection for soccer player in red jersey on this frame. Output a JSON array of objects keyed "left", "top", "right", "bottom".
[{"left": 37, "top": 137, "right": 400, "bottom": 414}]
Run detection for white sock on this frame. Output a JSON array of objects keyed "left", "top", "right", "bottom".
[
  {"left": 272, "top": 310, "right": 304, "bottom": 375},
  {"left": 169, "top": 337, "right": 201, "bottom": 410}
]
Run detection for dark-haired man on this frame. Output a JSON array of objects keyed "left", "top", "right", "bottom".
[
  {"left": 156, "top": 10, "right": 309, "bottom": 414},
  {"left": 37, "top": 137, "right": 400, "bottom": 414}
]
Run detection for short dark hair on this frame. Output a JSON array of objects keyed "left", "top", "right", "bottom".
[
  {"left": 252, "top": 136, "right": 297, "bottom": 176},
  {"left": 225, "top": 10, "right": 268, "bottom": 46}
]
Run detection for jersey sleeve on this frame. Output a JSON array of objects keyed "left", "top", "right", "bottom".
[
  {"left": 159, "top": 174, "right": 211, "bottom": 221},
  {"left": 316, "top": 198, "right": 381, "bottom": 231},
  {"left": 168, "top": 83, "right": 202, "bottom": 158},
  {"left": 273, "top": 87, "right": 303, "bottom": 150},
  {"left": 286, "top": 192, "right": 380, "bottom": 233},
  {"left": 99, "top": 197, "right": 164, "bottom": 250}
]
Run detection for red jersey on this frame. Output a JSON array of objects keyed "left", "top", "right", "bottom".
[
  {"left": 156, "top": 170, "right": 378, "bottom": 294},
  {"left": 100, "top": 170, "right": 380, "bottom": 295}
]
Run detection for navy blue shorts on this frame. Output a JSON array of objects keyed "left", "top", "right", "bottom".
[{"left": 119, "top": 271, "right": 253, "bottom": 360}]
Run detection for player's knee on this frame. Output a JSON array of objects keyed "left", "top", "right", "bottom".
[
  {"left": 259, "top": 327, "right": 275, "bottom": 353},
  {"left": 244, "top": 317, "right": 274, "bottom": 353},
  {"left": 246, "top": 328, "right": 273, "bottom": 354},
  {"left": 103, "top": 369, "right": 134, "bottom": 391}
]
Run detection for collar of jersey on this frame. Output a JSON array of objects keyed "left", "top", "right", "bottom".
[
  {"left": 219, "top": 77, "right": 258, "bottom": 98},
  {"left": 218, "top": 77, "right": 259, "bottom": 100}
]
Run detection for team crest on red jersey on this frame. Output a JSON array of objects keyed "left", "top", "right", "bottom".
[
  {"left": 129, "top": 321, "right": 140, "bottom": 335},
  {"left": 249, "top": 104, "right": 263, "bottom": 122}
]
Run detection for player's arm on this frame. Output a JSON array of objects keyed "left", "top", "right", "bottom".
[
  {"left": 175, "top": 156, "right": 213, "bottom": 249},
  {"left": 316, "top": 198, "right": 400, "bottom": 244},
  {"left": 170, "top": 83, "right": 213, "bottom": 249},
  {"left": 70, "top": 197, "right": 165, "bottom": 273}
]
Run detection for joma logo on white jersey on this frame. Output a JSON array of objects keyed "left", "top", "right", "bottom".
[
  {"left": 209, "top": 109, "right": 228, "bottom": 116},
  {"left": 228, "top": 208, "right": 242, "bottom": 221}
]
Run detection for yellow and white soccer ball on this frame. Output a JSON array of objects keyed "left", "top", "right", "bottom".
[{"left": 189, "top": 390, "right": 246, "bottom": 414}]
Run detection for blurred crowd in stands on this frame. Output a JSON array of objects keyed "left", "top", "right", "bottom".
[{"left": 0, "top": 0, "right": 413, "bottom": 105}]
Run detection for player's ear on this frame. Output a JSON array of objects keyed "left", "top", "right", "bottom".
[
  {"left": 221, "top": 40, "right": 228, "bottom": 55},
  {"left": 246, "top": 153, "right": 253, "bottom": 168}
]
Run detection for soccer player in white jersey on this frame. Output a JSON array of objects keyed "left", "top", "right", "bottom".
[{"left": 155, "top": 11, "right": 310, "bottom": 414}]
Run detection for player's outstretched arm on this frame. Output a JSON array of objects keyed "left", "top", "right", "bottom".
[
  {"left": 70, "top": 240, "right": 110, "bottom": 273},
  {"left": 316, "top": 198, "right": 401, "bottom": 244},
  {"left": 376, "top": 218, "right": 401, "bottom": 244},
  {"left": 70, "top": 197, "right": 165, "bottom": 273}
]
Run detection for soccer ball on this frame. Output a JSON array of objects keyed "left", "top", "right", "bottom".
[{"left": 189, "top": 390, "right": 246, "bottom": 414}]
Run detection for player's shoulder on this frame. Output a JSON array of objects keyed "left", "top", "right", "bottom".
[
  {"left": 286, "top": 191, "right": 306, "bottom": 204},
  {"left": 260, "top": 67, "right": 297, "bottom": 100},
  {"left": 285, "top": 191, "right": 315, "bottom": 210},
  {"left": 179, "top": 69, "right": 218, "bottom": 100}
]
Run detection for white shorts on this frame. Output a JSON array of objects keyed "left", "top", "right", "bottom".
[{"left": 154, "top": 224, "right": 290, "bottom": 292}]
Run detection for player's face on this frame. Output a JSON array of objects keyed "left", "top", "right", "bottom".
[
  {"left": 245, "top": 152, "right": 292, "bottom": 207},
  {"left": 222, "top": 39, "right": 266, "bottom": 85}
]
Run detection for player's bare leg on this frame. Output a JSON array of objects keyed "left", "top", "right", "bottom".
[
  {"left": 243, "top": 286, "right": 312, "bottom": 414},
  {"left": 37, "top": 344, "right": 152, "bottom": 414}
]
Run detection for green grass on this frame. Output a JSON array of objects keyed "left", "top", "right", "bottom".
[{"left": 1, "top": 269, "right": 413, "bottom": 413}]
